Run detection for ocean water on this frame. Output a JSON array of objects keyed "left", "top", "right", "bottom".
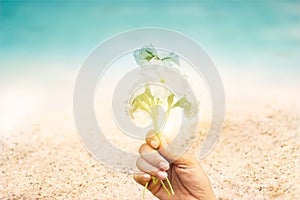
[{"left": 0, "top": 0, "right": 299, "bottom": 80}]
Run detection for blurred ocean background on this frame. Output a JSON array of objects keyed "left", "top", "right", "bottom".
[
  {"left": 0, "top": 0, "right": 299, "bottom": 79},
  {"left": 0, "top": 0, "right": 299, "bottom": 135}
]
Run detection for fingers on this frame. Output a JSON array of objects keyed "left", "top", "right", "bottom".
[
  {"left": 145, "top": 130, "right": 160, "bottom": 149},
  {"left": 145, "top": 130, "right": 176, "bottom": 162},
  {"left": 136, "top": 157, "right": 168, "bottom": 180},
  {"left": 136, "top": 131, "right": 170, "bottom": 183},
  {"left": 139, "top": 144, "right": 169, "bottom": 171},
  {"left": 133, "top": 172, "right": 151, "bottom": 186}
]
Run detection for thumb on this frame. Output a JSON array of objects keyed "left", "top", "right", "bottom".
[
  {"left": 145, "top": 130, "right": 160, "bottom": 149},
  {"left": 145, "top": 130, "right": 171, "bottom": 151}
]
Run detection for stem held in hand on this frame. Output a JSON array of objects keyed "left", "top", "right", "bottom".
[{"left": 131, "top": 46, "right": 195, "bottom": 199}]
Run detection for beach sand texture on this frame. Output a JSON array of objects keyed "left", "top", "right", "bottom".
[{"left": 0, "top": 72, "right": 300, "bottom": 200}]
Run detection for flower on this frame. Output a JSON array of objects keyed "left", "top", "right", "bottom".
[
  {"left": 170, "top": 87, "right": 198, "bottom": 118},
  {"left": 133, "top": 45, "right": 158, "bottom": 66},
  {"left": 130, "top": 64, "right": 198, "bottom": 119},
  {"left": 136, "top": 64, "right": 187, "bottom": 97}
]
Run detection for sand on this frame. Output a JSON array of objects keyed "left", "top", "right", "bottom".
[{"left": 1, "top": 70, "right": 300, "bottom": 199}]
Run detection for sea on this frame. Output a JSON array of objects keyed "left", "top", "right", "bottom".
[{"left": 0, "top": 0, "right": 299, "bottom": 80}]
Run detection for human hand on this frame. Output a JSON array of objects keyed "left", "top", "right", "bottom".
[{"left": 133, "top": 130, "right": 216, "bottom": 200}]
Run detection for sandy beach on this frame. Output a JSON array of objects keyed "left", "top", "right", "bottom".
[
  {"left": 0, "top": 67, "right": 299, "bottom": 200},
  {"left": 1, "top": 0, "right": 299, "bottom": 199}
]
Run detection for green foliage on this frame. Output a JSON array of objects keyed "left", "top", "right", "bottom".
[{"left": 134, "top": 45, "right": 180, "bottom": 66}]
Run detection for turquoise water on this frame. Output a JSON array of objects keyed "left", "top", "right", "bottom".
[{"left": 0, "top": 0, "right": 299, "bottom": 79}]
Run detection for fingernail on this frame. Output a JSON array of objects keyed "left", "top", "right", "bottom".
[
  {"left": 159, "top": 161, "right": 169, "bottom": 170},
  {"left": 157, "top": 171, "right": 167, "bottom": 179},
  {"left": 143, "top": 173, "right": 151, "bottom": 179},
  {"left": 151, "top": 140, "right": 158, "bottom": 148}
]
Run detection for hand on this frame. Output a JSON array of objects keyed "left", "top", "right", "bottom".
[{"left": 133, "top": 130, "right": 216, "bottom": 200}]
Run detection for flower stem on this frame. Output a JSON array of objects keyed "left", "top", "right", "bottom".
[
  {"left": 143, "top": 181, "right": 149, "bottom": 200},
  {"left": 166, "top": 177, "right": 175, "bottom": 195},
  {"left": 150, "top": 102, "right": 159, "bottom": 133},
  {"left": 145, "top": 97, "right": 175, "bottom": 199},
  {"left": 160, "top": 180, "right": 171, "bottom": 197}
]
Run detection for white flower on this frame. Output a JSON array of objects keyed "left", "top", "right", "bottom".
[{"left": 133, "top": 64, "right": 188, "bottom": 97}]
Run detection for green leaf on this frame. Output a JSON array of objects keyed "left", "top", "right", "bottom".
[
  {"left": 161, "top": 53, "right": 180, "bottom": 65},
  {"left": 129, "top": 86, "right": 157, "bottom": 116},
  {"left": 138, "top": 93, "right": 151, "bottom": 108},
  {"left": 129, "top": 105, "right": 137, "bottom": 119},
  {"left": 132, "top": 98, "right": 151, "bottom": 114},
  {"left": 172, "top": 96, "right": 191, "bottom": 110},
  {"left": 133, "top": 46, "right": 158, "bottom": 66},
  {"left": 171, "top": 100, "right": 180, "bottom": 109},
  {"left": 133, "top": 87, "right": 152, "bottom": 107},
  {"left": 152, "top": 177, "right": 158, "bottom": 185},
  {"left": 144, "top": 86, "right": 154, "bottom": 103},
  {"left": 134, "top": 45, "right": 180, "bottom": 67},
  {"left": 145, "top": 49, "right": 155, "bottom": 56},
  {"left": 161, "top": 56, "right": 171, "bottom": 61},
  {"left": 167, "top": 94, "right": 175, "bottom": 110},
  {"left": 145, "top": 55, "right": 154, "bottom": 61}
]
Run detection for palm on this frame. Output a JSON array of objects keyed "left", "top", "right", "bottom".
[
  {"left": 134, "top": 133, "right": 216, "bottom": 200},
  {"left": 147, "top": 160, "right": 212, "bottom": 200}
]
